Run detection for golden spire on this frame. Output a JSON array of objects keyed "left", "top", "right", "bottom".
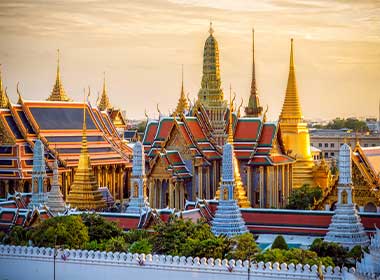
[
  {"left": 279, "top": 38, "right": 303, "bottom": 121},
  {"left": 47, "top": 49, "right": 71, "bottom": 102},
  {"left": 0, "top": 65, "right": 9, "bottom": 108},
  {"left": 227, "top": 84, "right": 234, "bottom": 144},
  {"left": 174, "top": 65, "right": 189, "bottom": 115},
  {"left": 245, "top": 29, "right": 263, "bottom": 117},
  {"left": 97, "top": 72, "right": 112, "bottom": 111},
  {"left": 66, "top": 89, "right": 106, "bottom": 210}
]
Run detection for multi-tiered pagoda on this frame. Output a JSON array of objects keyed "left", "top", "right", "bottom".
[
  {"left": 212, "top": 139, "right": 248, "bottom": 237},
  {"left": 324, "top": 143, "right": 369, "bottom": 248}
]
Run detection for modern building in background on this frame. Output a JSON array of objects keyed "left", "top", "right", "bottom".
[{"left": 310, "top": 129, "right": 380, "bottom": 159}]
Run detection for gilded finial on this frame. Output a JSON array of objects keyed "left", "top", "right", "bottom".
[
  {"left": 209, "top": 21, "right": 214, "bottom": 35},
  {"left": 263, "top": 105, "right": 269, "bottom": 122},
  {"left": 144, "top": 109, "right": 149, "bottom": 121},
  {"left": 227, "top": 84, "right": 234, "bottom": 144},
  {"left": 290, "top": 38, "right": 294, "bottom": 69},
  {"left": 16, "top": 82, "right": 23, "bottom": 104},
  {"left": 237, "top": 98, "right": 243, "bottom": 118},
  {"left": 157, "top": 103, "right": 162, "bottom": 117}
]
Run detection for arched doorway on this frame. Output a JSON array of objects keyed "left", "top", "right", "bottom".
[{"left": 364, "top": 202, "right": 377, "bottom": 213}]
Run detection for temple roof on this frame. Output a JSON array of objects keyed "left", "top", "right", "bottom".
[
  {"left": 0, "top": 100, "right": 131, "bottom": 180},
  {"left": 143, "top": 111, "right": 292, "bottom": 166},
  {"left": 279, "top": 39, "right": 303, "bottom": 122}
]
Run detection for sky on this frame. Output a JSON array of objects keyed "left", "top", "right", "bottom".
[{"left": 0, "top": 0, "right": 379, "bottom": 121}]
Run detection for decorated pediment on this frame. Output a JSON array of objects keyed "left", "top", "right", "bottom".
[{"left": 165, "top": 125, "right": 193, "bottom": 161}]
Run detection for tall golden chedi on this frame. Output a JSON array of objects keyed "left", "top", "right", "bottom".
[
  {"left": 47, "top": 50, "right": 72, "bottom": 102},
  {"left": 66, "top": 94, "right": 106, "bottom": 210},
  {"left": 279, "top": 39, "right": 314, "bottom": 188},
  {"left": 197, "top": 23, "right": 228, "bottom": 145}
]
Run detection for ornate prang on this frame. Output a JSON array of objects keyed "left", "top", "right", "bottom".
[
  {"left": 197, "top": 23, "right": 228, "bottom": 145},
  {"left": 324, "top": 143, "right": 369, "bottom": 248},
  {"left": 126, "top": 141, "right": 150, "bottom": 213},
  {"left": 29, "top": 139, "right": 48, "bottom": 208},
  {"left": 212, "top": 141, "right": 248, "bottom": 237},
  {"left": 46, "top": 158, "right": 66, "bottom": 214}
]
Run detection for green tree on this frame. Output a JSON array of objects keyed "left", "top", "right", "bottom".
[
  {"left": 271, "top": 235, "right": 288, "bottom": 250},
  {"left": 325, "top": 118, "right": 368, "bottom": 132},
  {"left": 81, "top": 213, "right": 123, "bottom": 242},
  {"left": 124, "top": 229, "right": 150, "bottom": 244},
  {"left": 227, "top": 232, "right": 260, "bottom": 260},
  {"left": 3, "top": 226, "right": 29, "bottom": 246},
  {"left": 152, "top": 216, "right": 214, "bottom": 256},
  {"left": 137, "top": 121, "right": 147, "bottom": 133},
  {"left": 102, "top": 236, "right": 128, "bottom": 252},
  {"left": 309, "top": 238, "right": 349, "bottom": 266},
  {"left": 29, "top": 215, "right": 89, "bottom": 249},
  {"left": 286, "top": 184, "right": 322, "bottom": 210},
  {"left": 255, "top": 248, "right": 334, "bottom": 267},
  {"left": 129, "top": 239, "right": 153, "bottom": 254}
]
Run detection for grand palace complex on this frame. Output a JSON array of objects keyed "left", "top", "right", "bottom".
[{"left": 0, "top": 24, "right": 379, "bottom": 214}]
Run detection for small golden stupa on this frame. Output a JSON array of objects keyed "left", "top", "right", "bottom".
[
  {"left": 216, "top": 87, "right": 251, "bottom": 208},
  {"left": 66, "top": 92, "right": 106, "bottom": 210}
]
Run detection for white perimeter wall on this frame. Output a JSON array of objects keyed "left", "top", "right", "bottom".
[{"left": 0, "top": 245, "right": 353, "bottom": 280}]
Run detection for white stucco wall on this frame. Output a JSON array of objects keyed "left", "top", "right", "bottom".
[{"left": 0, "top": 245, "right": 352, "bottom": 280}]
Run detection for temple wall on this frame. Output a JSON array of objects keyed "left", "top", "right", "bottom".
[{"left": 0, "top": 245, "right": 349, "bottom": 280}]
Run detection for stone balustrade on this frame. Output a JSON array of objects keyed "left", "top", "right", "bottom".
[{"left": 0, "top": 244, "right": 355, "bottom": 280}]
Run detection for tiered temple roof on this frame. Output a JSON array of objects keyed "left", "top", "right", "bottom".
[
  {"left": 143, "top": 114, "right": 293, "bottom": 171},
  {"left": 0, "top": 99, "right": 131, "bottom": 180}
]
